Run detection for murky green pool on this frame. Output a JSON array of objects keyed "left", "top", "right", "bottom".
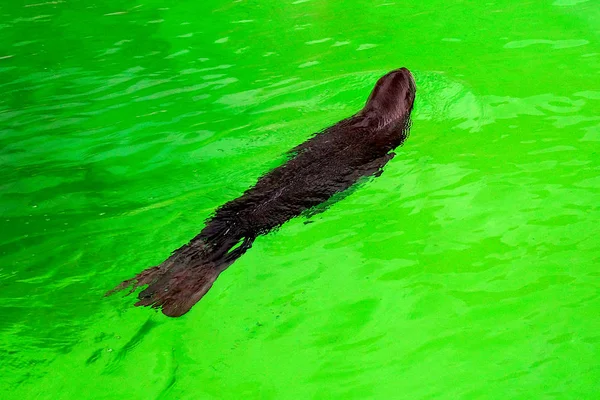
[{"left": 1, "top": 0, "right": 599, "bottom": 398}]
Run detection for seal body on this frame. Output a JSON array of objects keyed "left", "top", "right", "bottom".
[{"left": 109, "top": 68, "right": 416, "bottom": 317}]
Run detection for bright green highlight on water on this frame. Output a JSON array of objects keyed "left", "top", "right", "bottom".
[{"left": 1, "top": 0, "right": 599, "bottom": 399}]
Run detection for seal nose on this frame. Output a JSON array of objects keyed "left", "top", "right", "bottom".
[
  {"left": 396, "top": 67, "right": 415, "bottom": 90},
  {"left": 362, "top": 67, "right": 416, "bottom": 121},
  {"left": 408, "top": 71, "right": 416, "bottom": 91}
]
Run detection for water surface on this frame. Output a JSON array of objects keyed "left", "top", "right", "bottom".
[{"left": 1, "top": 0, "right": 599, "bottom": 398}]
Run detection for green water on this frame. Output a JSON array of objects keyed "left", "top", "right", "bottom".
[{"left": 1, "top": 0, "right": 599, "bottom": 398}]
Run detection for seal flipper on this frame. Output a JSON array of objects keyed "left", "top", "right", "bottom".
[
  {"left": 133, "top": 261, "right": 221, "bottom": 317},
  {"left": 108, "top": 235, "right": 254, "bottom": 317}
]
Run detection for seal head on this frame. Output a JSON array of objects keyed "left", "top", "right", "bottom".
[{"left": 361, "top": 67, "right": 416, "bottom": 129}]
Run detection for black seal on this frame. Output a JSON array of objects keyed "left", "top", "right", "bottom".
[{"left": 108, "top": 68, "right": 416, "bottom": 316}]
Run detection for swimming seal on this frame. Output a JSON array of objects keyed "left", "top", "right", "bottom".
[{"left": 108, "top": 67, "right": 416, "bottom": 317}]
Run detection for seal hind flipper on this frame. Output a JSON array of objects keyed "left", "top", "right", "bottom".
[
  {"left": 133, "top": 262, "right": 221, "bottom": 317},
  {"left": 109, "top": 233, "right": 254, "bottom": 317}
]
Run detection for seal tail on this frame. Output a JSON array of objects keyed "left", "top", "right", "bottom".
[{"left": 107, "top": 233, "right": 254, "bottom": 317}]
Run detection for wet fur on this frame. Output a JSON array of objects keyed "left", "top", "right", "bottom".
[{"left": 108, "top": 68, "right": 417, "bottom": 317}]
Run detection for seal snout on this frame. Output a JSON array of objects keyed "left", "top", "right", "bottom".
[
  {"left": 364, "top": 67, "right": 416, "bottom": 123},
  {"left": 398, "top": 67, "right": 416, "bottom": 92},
  {"left": 389, "top": 67, "right": 416, "bottom": 97}
]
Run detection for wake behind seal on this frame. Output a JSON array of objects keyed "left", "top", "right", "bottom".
[{"left": 108, "top": 67, "right": 417, "bottom": 317}]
